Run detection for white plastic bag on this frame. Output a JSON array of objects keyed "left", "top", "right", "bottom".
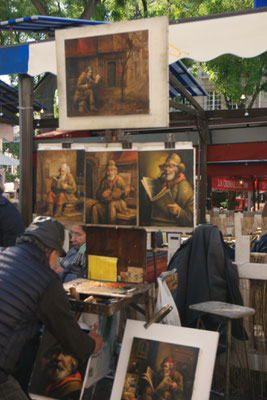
[{"left": 154, "top": 272, "right": 181, "bottom": 326}]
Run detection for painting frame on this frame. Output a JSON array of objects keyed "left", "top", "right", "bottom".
[
  {"left": 36, "top": 149, "right": 85, "bottom": 223},
  {"left": 111, "top": 320, "right": 219, "bottom": 400},
  {"left": 138, "top": 145, "right": 196, "bottom": 231},
  {"left": 55, "top": 16, "right": 169, "bottom": 130},
  {"left": 85, "top": 149, "right": 138, "bottom": 226}
]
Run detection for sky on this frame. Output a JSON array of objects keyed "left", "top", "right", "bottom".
[{"left": 0, "top": 75, "right": 11, "bottom": 85}]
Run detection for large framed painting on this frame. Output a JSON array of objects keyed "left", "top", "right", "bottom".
[
  {"left": 85, "top": 150, "right": 138, "bottom": 226},
  {"left": 110, "top": 320, "right": 219, "bottom": 400},
  {"left": 36, "top": 150, "right": 85, "bottom": 223},
  {"left": 55, "top": 16, "right": 169, "bottom": 130},
  {"left": 139, "top": 147, "right": 195, "bottom": 230}
]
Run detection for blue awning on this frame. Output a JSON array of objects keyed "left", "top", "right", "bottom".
[
  {"left": 0, "top": 15, "right": 104, "bottom": 34},
  {"left": 0, "top": 79, "right": 45, "bottom": 121},
  {"left": 169, "top": 60, "right": 208, "bottom": 98}
]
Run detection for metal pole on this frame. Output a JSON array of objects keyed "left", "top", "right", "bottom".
[{"left": 19, "top": 74, "right": 33, "bottom": 228}]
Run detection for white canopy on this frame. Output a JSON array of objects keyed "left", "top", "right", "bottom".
[
  {"left": 0, "top": 152, "right": 19, "bottom": 166},
  {"left": 168, "top": 8, "right": 267, "bottom": 63}
]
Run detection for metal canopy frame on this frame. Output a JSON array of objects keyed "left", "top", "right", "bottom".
[
  {"left": 0, "top": 15, "right": 103, "bottom": 34},
  {"left": 0, "top": 79, "right": 44, "bottom": 125}
]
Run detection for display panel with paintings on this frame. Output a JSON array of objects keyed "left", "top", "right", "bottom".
[
  {"left": 111, "top": 320, "right": 219, "bottom": 400},
  {"left": 36, "top": 150, "right": 85, "bottom": 222},
  {"left": 85, "top": 150, "right": 138, "bottom": 226},
  {"left": 55, "top": 17, "right": 169, "bottom": 130},
  {"left": 139, "top": 149, "right": 195, "bottom": 229}
]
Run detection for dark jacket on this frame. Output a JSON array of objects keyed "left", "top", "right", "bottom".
[
  {"left": 0, "top": 242, "right": 95, "bottom": 374},
  {"left": 251, "top": 233, "right": 267, "bottom": 253},
  {"left": 168, "top": 224, "right": 246, "bottom": 340},
  {"left": 0, "top": 194, "right": 24, "bottom": 246}
]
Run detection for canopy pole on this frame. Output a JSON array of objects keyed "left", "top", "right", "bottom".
[
  {"left": 196, "top": 113, "right": 209, "bottom": 224},
  {"left": 19, "top": 74, "right": 33, "bottom": 228}
]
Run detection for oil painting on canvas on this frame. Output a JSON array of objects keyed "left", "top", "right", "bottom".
[
  {"left": 110, "top": 320, "right": 219, "bottom": 400},
  {"left": 36, "top": 150, "right": 85, "bottom": 222},
  {"left": 65, "top": 30, "right": 149, "bottom": 117},
  {"left": 139, "top": 149, "right": 195, "bottom": 228},
  {"left": 85, "top": 150, "right": 138, "bottom": 226},
  {"left": 29, "top": 329, "right": 88, "bottom": 400},
  {"left": 120, "top": 337, "right": 199, "bottom": 399},
  {"left": 56, "top": 17, "right": 169, "bottom": 130}
]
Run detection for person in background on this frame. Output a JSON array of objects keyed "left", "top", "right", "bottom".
[
  {"left": 54, "top": 224, "right": 87, "bottom": 283},
  {"left": 0, "top": 178, "right": 24, "bottom": 246},
  {"left": 0, "top": 216, "right": 103, "bottom": 400}
]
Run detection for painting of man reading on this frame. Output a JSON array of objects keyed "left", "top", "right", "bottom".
[
  {"left": 36, "top": 150, "right": 85, "bottom": 223},
  {"left": 120, "top": 337, "right": 199, "bottom": 400},
  {"left": 65, "top": 30, "right": 149, "bottom": 117},
  {"left": 85, "top": 151, "right": 138, "bottom": 226},
  {"left": 139, "top": 149, "right": 195, "bottom": 228}
]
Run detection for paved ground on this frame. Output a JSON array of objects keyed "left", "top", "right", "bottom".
[{"left": 83, "top": 377, "right": 113, "bottom": 400}]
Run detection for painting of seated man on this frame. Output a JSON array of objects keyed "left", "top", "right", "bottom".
[
  {"left": 85, "top": 151, "right": 138, "bottom": 226},
  {"left": 36, "top": 150, "right": 85, "bottom": 223}
]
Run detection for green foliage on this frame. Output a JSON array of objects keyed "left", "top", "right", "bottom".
[
  {"left": 4, "top": 170, "right": 20, "bottom": 182},
  {"left": 2, "top": 142, "right": 19, "bottom": 159},
  {"left": 203, "top": 52, "right": 267, "bottom": 108}
]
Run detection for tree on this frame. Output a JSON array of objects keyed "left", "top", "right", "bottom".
[
  {"left": 116, "top": 31, "right": 143, "bottom": 101},
  {"left": 203, "top": 54, "right": 267, "bottom": 109}
]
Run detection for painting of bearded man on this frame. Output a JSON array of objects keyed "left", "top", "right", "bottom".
[{"left": 139, "top": 150, "right": 194, "bottom": 228}]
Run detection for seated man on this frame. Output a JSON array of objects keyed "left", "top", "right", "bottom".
[
  {"left": 73, "top": 66, "right": 101, "bottom": 113},
  {"left": 46, "top": 163, "right": 78, "bottom": 218},
  {"left": 91, "top": 160, "right": 131, "bottom": 225}
]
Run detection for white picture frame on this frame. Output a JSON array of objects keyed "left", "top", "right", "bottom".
[
  {"left": 110, "top": 319, "right": 219, "bottom": 400},
  {"left": 56, "top": 16, "right": 169, "bottom": 130}
]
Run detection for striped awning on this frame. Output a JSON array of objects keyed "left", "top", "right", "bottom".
[
  {"left": 0, "top": 79, "right": 44, "bottom": 121},
  {"left": 0, "top": 15, "right": 103, "bottom": 34}
]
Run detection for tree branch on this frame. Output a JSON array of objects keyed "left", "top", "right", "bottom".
[
  {"left": 30, "top": 0, "right": 48, "bottom": 15},
  {"left": 80, "top": 0, "right": 101, "bottom": 19}
]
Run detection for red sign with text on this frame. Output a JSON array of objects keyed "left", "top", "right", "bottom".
[{"left": 212, "top": 177, "right": 253, "bottom": 192}]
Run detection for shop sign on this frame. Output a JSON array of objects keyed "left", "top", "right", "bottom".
[
  {"left": 212, "top": 177, "right": 253, "bottom": 191},
  {"left": 259, "top": 180, "right": 267, "bottom": 192}
]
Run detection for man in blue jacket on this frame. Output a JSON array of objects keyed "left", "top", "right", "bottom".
[{"left": 0, "top": 216, "right": 103, "bottom": 400}]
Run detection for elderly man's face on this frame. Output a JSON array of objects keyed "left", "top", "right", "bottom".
[
  {"left": 58, "top": 167, "right": 67, "bottom": 177},
  {"left": 106, "top": 166, "right": 117, "bottom": 181},
  {"left": 162, "top": 362, "right": 171, "bottom": 376},
  {"left": 41, "top": 346, "right": 79, "bottom": 383},
  {"left": 162, "top": 162, "right": 178, "bottom": 181}
]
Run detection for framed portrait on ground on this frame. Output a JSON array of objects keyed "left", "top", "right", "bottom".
[
  {"left": 85, "top": 150, "right": 138, "bottom": 226},
  {"left": 29, "top": 329, "right": 90, "bottom": 400},
  {"left": 36, "top": 150, "right": 85, "bottom": 223},
  {"left": 55, "top": 16, "right": 169, "bottom": 130},
  {"left": 139, "top": 147, "right": 195, "bottom": 230},
  {"left": 110, "top": 320, "right": 219, "bottom": 400}
]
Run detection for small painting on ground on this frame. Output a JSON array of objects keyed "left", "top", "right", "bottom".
[{"left": 120, "top": 337, "right": 199, "bottom": 399}]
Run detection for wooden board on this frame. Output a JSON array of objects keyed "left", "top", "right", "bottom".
[{"left": 86, "top": 227, "right": 147, "bottom": 283}]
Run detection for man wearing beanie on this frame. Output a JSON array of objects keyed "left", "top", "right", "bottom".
[{"left": 0, "top": 216, "right": 103, "bottom": 400}]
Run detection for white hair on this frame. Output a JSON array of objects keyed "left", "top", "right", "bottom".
[{"left": 60, "top": 163, "right": 70, "bottom": 174}]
